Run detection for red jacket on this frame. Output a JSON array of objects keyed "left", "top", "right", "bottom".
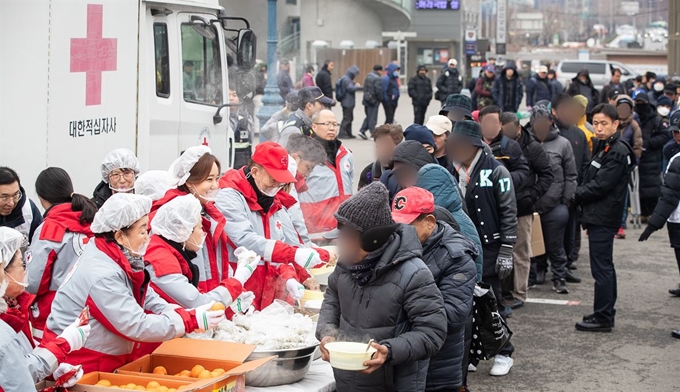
[{"left": 0, "top": 293, "right": 34, "bottom": 347}]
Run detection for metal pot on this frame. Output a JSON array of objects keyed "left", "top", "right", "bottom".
[{"left": 245, "top": 344, "right": 319, "bottom": 387}]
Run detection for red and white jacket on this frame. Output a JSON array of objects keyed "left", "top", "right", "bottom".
[
  {"left": 298, "top": 145, "right": 354, "bottom": 234},
  {"left": 216, "top": 168, "right": 328, "bottom": 310},
  {"left": 25, "top": 204, "right": 93, "bottom": 342}
]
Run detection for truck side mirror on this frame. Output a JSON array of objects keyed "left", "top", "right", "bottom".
[{"left": 237, "top": 29, "right": 256, "bottom": 69}]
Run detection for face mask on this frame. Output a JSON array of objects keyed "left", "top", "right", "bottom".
[
  {"left": 635, "top": 103, "right": 650, "bottom": 113},
  {"left": 195, "top": 188, "right": 219, "bottom": 203},
  {"left": 125, "top": 235, "right": 149, "bottom": 257},
  {"left": 654, "top": 83, "right": 664, "bottom": 92},
  {"left": 393, "top": 71, "right": 399, "bottom": 78},
  {"left": 658, "top": 107, "right": 671, "bottom": 117},
  {"left": 187, "top": 232, "right": 207, "bottom": 251},
  {"left": 261, "top": 186, "right": 283, "bottom": 198},
  {"left": 0, "top": 277, "right": 8, "bottom": 298},
  {"left": 6, "top": 271, "right": 28, "bottom": 288},
  {"left": 109, "top": 185, "right": 134, "bottom": 193}
]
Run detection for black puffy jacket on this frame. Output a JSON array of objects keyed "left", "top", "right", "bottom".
[
  {"left": 555, "top": 118, "right": 591, "bottom": 182},
  {"left": 637, "top": 108, "right": 671, "bottom": 199},
  {"left": 436, "top": 67, "right": 463, "bottom": 101},
  {"left": 648, "top": 151, "right": 680, "bottom": 230},
  {"left": 488, "top": 133, "right": 530, "bottom": 190},
  {"left": 575, "top": 130, "right": 635, "bottom": 228},
  {"left": 317, "top": 225, "right": 448, "bottom": 392},
  {"left": 514, "top": 128, "right": 554, "bottom": 216},
  {"left": 381, "top": 141, "right": 437, "bottom": 203},
  {"left": 420, "top": 223, "right": 477, "bottom": 391},
  {"left": 408, "top": 74, "right": 433, "bottom": 106},
  {"left": 315, "top": 65, "right": 333, "bottom": 99},
  {"left": 92, "top": 181, "right": 113, "bottom": 209}
]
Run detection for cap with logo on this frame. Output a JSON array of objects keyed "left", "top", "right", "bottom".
[
  {"left": 670, "top": 110, "right": 680, "bottom": 132},
  {"left": 298, "top": 86, "right": 334, "bottom": 105},
  {"left": 391, "top": 187, "right": 435, "bottom": 224},
  {"left": 484, "top": 64, "right": 496, "bottom": 73},
  {"left": 251, "top": 142, "right": 297, "bottom": 183},
  {"left": 426, "top": 115, "right": 453, "bottom": 136}
]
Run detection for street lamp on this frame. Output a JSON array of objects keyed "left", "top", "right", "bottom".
[{"left": 256, "top": 0, "right": 284, "bottom": 141}]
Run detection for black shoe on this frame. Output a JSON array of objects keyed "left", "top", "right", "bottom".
[
  {"left": 582, "top": 314, "right": 615, "bottom": 328},
  {"left": 568, "top": 263, "right": 578, "bottom": 270},
  {"left": 536, "top": 270, "right": 546, "bottom": 285},
  {"left": 499, "top": 305, "right": 513, "bottom": 319},
  {"left": 527, "top": 280, "right": 536, "bottom": 289},
  {"left": 509, "top": 298, "right": 524, "bottom": 309},
  {"left": 575, "top": 315, "right": 613, "bottom": 332},
  {"left": 669, "top": 285, "right": 680, "bottom": 297},
  {"left": 565, "top": 271, "right": 582, "bottom": 283},
  {"left": 358, "top": 131, "right": 368, "bottom": 140},
  {"left": 672, "top": 330, "right": 680, "bottom": 339},
  {"left": 553, "top": 279, "right": 569, "bottom": 294},
  {"left": 347, "top": 134, "right": 356, "bottom": 139}
]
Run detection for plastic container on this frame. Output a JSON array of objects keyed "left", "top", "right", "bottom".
[{"left": 325, "top": 342, "right": 377, "bottom": 371}]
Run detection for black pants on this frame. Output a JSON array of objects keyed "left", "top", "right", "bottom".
[
  {"left": 564, "top": 203, "right": 580, "bottom": 266},
  {"left": 384, "top": 104, "right": 397, "bottom": 124},
  {"left": 586, "top": 225, "right": 618, "bottom": 323},
  {"left": 482, "top": 243, "right": 515, "bottom": 357},
  {"left": 413, "top": 104, "right": 428, "bottom": 125},
  {"left": 532, "top": 204, "right": 570, "bottom": 281},
  {"left": 359, "top": 104, "right": 380, "bottom": 135},
  {"left": 340, "top": 106, "right": 354, "bottom": 137},
  {"left": 668, "top": 222, "right": 680, "bottom": 276}
]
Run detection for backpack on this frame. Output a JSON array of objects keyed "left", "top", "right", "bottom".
[{"left": 335, "top": 76, "right": 346, "bottom": 101}]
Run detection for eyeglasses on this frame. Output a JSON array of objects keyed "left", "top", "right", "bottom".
[
  {"left": 314, "top": 122, "right": 339, "bottom": 128},
  {"left": 299, "top": 161, "right": 315, "bottom": 175},
  {"left": 0, "top": 191, "right": 21, "bottom": 204},
  {"left": 109, "top": 169, "right": 135, "bottom": 182}
]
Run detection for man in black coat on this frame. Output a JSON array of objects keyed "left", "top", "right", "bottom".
[
  {"left": 380, "top": 140, "right": 436, "bottom": 203},
  {"left": 436, "top": 59, "right": 463, "bottom": 105},
  {"left": 408, "top": 65, "right": 433, "bottom": 125},
  {"left": 501, "top": 112, "right": 554, "bottom": 306},
  {"left": 526, "top": 66, "right": 555, "bottom": 110},
  {"left": 492, "top": 65, "right": 524, "bottom": 113},
  {"left": 634, "top": 92, "right": 671, "bottom": 216},
  {"left": 567, "top": 69, "right": 600, "bottom": 118},
  {"left": 574, "top": 104, "right": 635, "bottom": 333},
  {"left": 359, "top": 65, "right": 384, "bottom": 139},
  {"left": 315, "top": 60, "right": 334, "bottom": 101},
  {"left": 600, "top": 68, "right": 624, "bottom": 104},
  {"left": 391, "top": 187, "right": 477, "bottom": 391}
]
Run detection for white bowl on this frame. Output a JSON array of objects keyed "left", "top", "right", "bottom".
[{"left": 325, "top": 342, "right": 377, "bottom": 371}]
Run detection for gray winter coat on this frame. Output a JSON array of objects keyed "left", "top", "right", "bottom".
[
  {"left": 316, "top": 225, "right": 447, "bottom": 392},
  {"left": 340, "top": 65, "right": 362, "bottom": 108},
  {"left": 420, "top": 223, "right": 477, "bottom": 391},
  {"left": 534, "top": 126, "right": 578, "bottom": 214}
]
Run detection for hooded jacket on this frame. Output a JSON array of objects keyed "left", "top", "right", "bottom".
[
  {"left": 487, "top": 133, "right": 531, "bottom": 190},
  {"left": 554, "top": 117, "right": 591, "bottom": 182},
  {"left": 382, "top": 63, "right": 401, "bottom": 107},
  {"left": 649, "top": 151, "right": 680, "bottom": 227},
  {"left": 567, "top": 71, "right": 600, "bottom": 113},
  {"left": 417, "top": 164, "right": 483, "bottom": 281},
  {"left": 339, "top": 66, "right": 362, "bottom": 108},
  {"left": 381, "top": 141, "right": 436, "bottom": 203},
  {"left": 0, "top": 186, "right": 42, "bottom": 245},
  {"left": 533, "top": 126, "right": 578, "bottom": 214},
  {"left": 408, "top": 72, "right": 433, "bottom": 106},
  {"left": 492, "top": 66, "right": 524, "bottom": 112},
  {"left": 615, "top": 95, "right": 643, "bottom": 159},
  {"left": 363, "top": 71, "right": 383, "bottom": 106},
  {"left": 435, "top": 67, "right": 463, "bottom": 101},
  {"left": 316, "top": 225, "right": 447, "bottom": 392},
  {"left": 316, "top": 63, "right": 334, "bottom": 99},
  {"left": 276, "top": 109, "right": 314, "bottom": 149},
  {"left": 526, "top": 74, "right": 556, "bottom": 107},
  {"left": 26, "top": 203, "right": 94, "bottom": 341},
  {"left": 514, "top": 128, "right": 554, "bottom": 216},
  {"left": 637, "top": 105, "right": 671, "bottom": 200}
]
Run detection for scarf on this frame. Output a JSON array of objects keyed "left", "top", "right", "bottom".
[
  {"left": 316, "top": 137, "right": 341, "bottom": 166},
  {"left": 95, "top": 237, "right": 148, "bottom": 306},
  {"left": 343, "top": 242, "right": 389, "bottom": 287},
  {"left": 454, "top": 148, "right": 483, "bottom": 198},
  {"left": 161, "top": 237, "right": 200, "bottom": 287},
  {"left": 244, "top": 167, "right": 275, "bottom": 213}
]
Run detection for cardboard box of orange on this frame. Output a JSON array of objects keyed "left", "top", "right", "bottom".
[
  {"left": 116, "top": 338, "right": 274, "bottom": 392},
  {"left": 69, "top": 371, "right": 209, "bottom": 391}
]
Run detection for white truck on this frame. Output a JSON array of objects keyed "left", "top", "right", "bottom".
[{"left": 0, "top": 0, "right": 256, "bottom": 196}]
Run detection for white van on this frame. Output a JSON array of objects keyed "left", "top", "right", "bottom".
[
  {"left": 556, "top": 60, "right": 638, "bottom": 90},
  {"left": 0, "top": 0, "right": 256, "bottom": 195}
]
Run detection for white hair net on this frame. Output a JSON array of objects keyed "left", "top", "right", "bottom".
[
  {"left": 136, "top": 170, "right": 172, "bottom": 201},
  {"left": 168, "top": 146, "right": 212, "bottom": 187},
  {"left": 91, "top": 193, "right": 152, "bottom": 234},
  {"left": 151, "top": 195, "right": 202, "bottom": 243},
  {"left": 101, "top": 148, "right": 140, "bottom": 183},
  {"left": 0, "top": 227, "right": 23, "bottom": 268},
  {"left": 287, "top": 155, "right": 298, "bottom": 179}
]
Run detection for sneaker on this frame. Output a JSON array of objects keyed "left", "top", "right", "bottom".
[
  {"left": 499, "top": 305, "right": 513, "bottom": 319},
  {"left": 467, "top": 363, "right": 477, "bottom": 372},
  {"left": 615, "top": 228, "right": 626, "bottom": 239},
  {"left": 536, "top": 269, "right": 546, "bottom": 285},
  {"left": 565, "top": 271, "right": 582, "bottom": 284},
  {"left": 489, "top": 355, "right": 514, "bottom": 376},
  {"left": 358, "top": 130, "right": 368, "bottom": 140},
  {"left": 553, "top": 279, "right": 569, "bottom": 294},
  {"left": 669, "top": 284, "right": 680, "bottom": 297}
]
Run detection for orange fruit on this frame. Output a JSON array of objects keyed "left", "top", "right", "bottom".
[
  {"left": 157, "top": 387, "right": 169, "bottom": 392},
  {"left": 211, "top": 302, "right": 226, "bottom": 311},
  {"left": 135, "top": 386, "right": 147, "bottom": 391},
  {"left": 147, "top": 381, "right": 161, "bottom": 389},
  {"left": 190, "top": 364, "right": 205, "bottom": 378},
  {"left": 178, "top": 370, "right": 191, "bottom": 377},
  {"left": 198, "top": 369, "right": 212, "bottom": 379},
  {"left": 96, "top": 380, "right": 112, "bottom": 387},
  {"left": 125, "top": 384, "right": 137, "bottom": 390},
  {"left": 211, "top": 368, "right": 225, "bottom": 376},
  {"left": 168, "top": 389, "right": 177, "bottom": 392},
  {"left": 153, "top": 366, "right": 167, "bottom": 375}
]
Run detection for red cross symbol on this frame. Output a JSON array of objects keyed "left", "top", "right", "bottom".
[
  {"left": 70, "top": 4, "right": 117, "bottom": 106},
  {"left": 275, "top": 221, "right": 282, "bottom": 231},
  {"left": 202, "top": 137, "right": 209, "bottom": 146}
]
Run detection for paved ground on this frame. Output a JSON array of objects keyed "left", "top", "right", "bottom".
[{"left": 325, "top": 94, "right": 680, "bottom": 391}]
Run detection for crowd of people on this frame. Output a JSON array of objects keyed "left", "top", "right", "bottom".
[{"left": 0, "top": 58, "right": 679, "bottom": 391}]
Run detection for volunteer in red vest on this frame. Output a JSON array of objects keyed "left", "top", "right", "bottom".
[
  {"left": 92, "top": 148, "right": 140, "bottom": 209},
  {"left": 26, "top": 167, "right": 96, "bottom": 343},
  {"left": 151, "top": 146, "right": 232, "bottom": 295},
  {"left": 298, "top": 109, "right": 354, "bottom": 235},
  {"left": 44, "top": 194, "right": 225, "bottom": 374},
  {"left": 0, "top": 227, "right": 90, "bottom": 390},
  {"left": 146, "top": 194, "right": 258, "bottom": 313},
  {"left": 216, "top": 142, "right": 331, "bottom": 310}
]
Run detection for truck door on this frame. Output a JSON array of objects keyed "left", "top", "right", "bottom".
[{"left": 176, "top": 12, "right": 233, "bottom": 168}]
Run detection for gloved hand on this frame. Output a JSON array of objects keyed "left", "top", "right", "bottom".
[
  {"left": 230, "top": 291, "right": 255, "bottom": 314},
  {"left": 233, "top": 249, "right": 260, "bottom": 285},
  {"left": 59, "top": 318, "right": 91, "bottom": 352},
  {"left": 286, "top": 279, "right": 305, "bottom": 300},
  {"left": 53, "top": 364, "right": 83, "bottom": 388},
  {"left": 638, "top": 225, "right": 657, "bottom": 242},
  {"left": 294, "top": 248, "right": 323, "bottom": 269},
  {"left": 495, "top": 244, "right": 514, "bottom": 280},
  {"left": 194, "top": 301, "right": 226, "bottom": 331}
]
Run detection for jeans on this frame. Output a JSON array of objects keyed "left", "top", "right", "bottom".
[
  {"left": 359, "top": 104, "right": 380, "bottom": 135},
  {"left": 384, "top": 104, "right": 397, "bottom": 124},
  {"left": 413, "top": 104, "right": 428, "bottom": 125},
  {"left": 532, "top": 205, "right": 569, "bottom": 281},
  {"left": 586, "top": 224, "right": 618, "bottom": 323},
  {"left": 340, "top": 106, "right": 354, "bottom": 137},
  {"left": 482, "top": 243, "right": 515, "bottom": 357}
]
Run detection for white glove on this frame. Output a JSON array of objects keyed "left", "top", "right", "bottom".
[
  {"left": 286, "top": 279, "right": 305, "bottom": 300},
  {"left": 230, "top": 291, "right": 255, "bottom": 314},
  {"left": 59, "top": 318, "right": 91, "bottom": 352},
  {"left": 294, "top": 248, "right": 323, "bottom": 269},
  {"left": 233, "top": 248, "right": 260, "bottom": 284},
  {"left": 53, "top": 363, "right": 83, "bottom": 388},
  {"left": 194, "top": 301, "right": 226, "bottom": 331}
]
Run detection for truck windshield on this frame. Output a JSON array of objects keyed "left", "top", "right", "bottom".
[{"left": 181, "top": 24, "right": 223, "bottom": 106}]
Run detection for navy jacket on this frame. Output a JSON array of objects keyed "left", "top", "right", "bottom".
[
  {"left": 492, "top": 66, "right": 524, "bottom": 112},
  {"left": 526, "top": 74, "right": 556, "bottom": 107},
  {"left": 382, "top": 63, "right": 400, "bottom": 107},
  {"left": 338, "top": 65, "right": 362, "bottom": 108}
]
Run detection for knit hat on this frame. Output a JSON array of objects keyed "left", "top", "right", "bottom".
[
  {"left": 404, "top": 124, "right": 436, "bottom": 149},
  {"left": 449, "top": 120, "right": 484, "bottom": 148},
  {"left": 530, "top": 105, "right": 553, "bottom": 123},
  {"left": 440, "top": 94, "right": 472, "bottom": 118},
  {"left": 657, "top": 95, "right": 673, "bottom": 107},
  {"left": 573, "top": 95, "right": 588, "bottom": 109},
  {"left": 334, "top": 182, "right": 395, "bottom": 233}
]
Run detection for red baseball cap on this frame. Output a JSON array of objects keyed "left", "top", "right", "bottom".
[
  {"left": 391, "top": 187, "right": 435, "bottom": 224},
  {"left": 252, "top": 142, "right": 297, "bottom": 183}
]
